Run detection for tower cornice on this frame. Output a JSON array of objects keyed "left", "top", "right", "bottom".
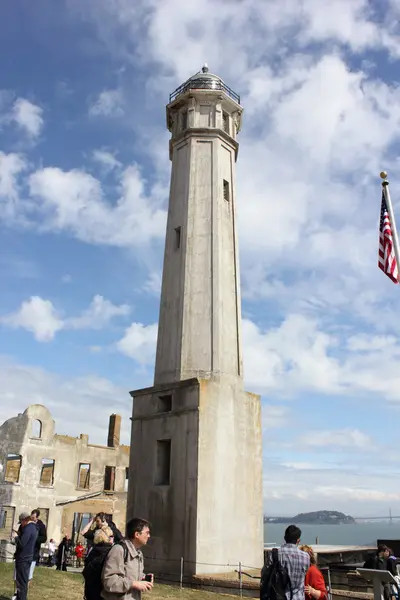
[{"left": 168, "top": 127, "right": 240, "bottom": 161}]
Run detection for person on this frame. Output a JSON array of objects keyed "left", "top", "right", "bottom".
[
  {"left": 75, "top": 541, "right": 85, "bottom": 568},
  {"left": 364, "top": 545, "right": 395, "bottom": 600},
  {"left": 30, "top": 509, "right": 47, "bottom": 577},
  {"left": 269, "top": 524, "right": 310, "bottom": 600},
  {"left": 81, "top": 513, "right": 123, "bottom": 547},
  {"left": 83, "top": 523, "right": 114, "bottom": 600},
  {"left": 47, "top": 539, "right": 57, "bottom": 567},
  {"left": 56, "top": 535, "right": 71, "bottom": 571},
  {"left": 13, "top": 512, "right": 38, "bottom": 600},
  {"left": 299, "top": 545, "right": 327, "bottom": 600},
  {"left": 101, "top": 517, "right": 153, "bottom": 600}
]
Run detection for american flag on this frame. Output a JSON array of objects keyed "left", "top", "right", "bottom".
[{"left": 379, "top": 190, "right": 399, "bottom": 284}]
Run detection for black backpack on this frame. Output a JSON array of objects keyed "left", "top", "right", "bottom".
[
  {"left": 260, "top": 548, "right": 293, "bottom": 600},
  {"left": 82, "top": 542, "right": 129, "bottom": 600}
]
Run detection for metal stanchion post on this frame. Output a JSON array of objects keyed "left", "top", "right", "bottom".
[
  {"left": 180, "top": 557, "right": 184, "bottom": 590},
  {"left": 327, "top": 567, "right": 332, "bottom": 600},
  {"left": 239, "top": 561, "right": 243, "bottom": 598}
]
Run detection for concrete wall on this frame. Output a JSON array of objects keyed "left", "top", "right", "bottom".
[
  {"left": 128, "top": 376, "right": 263, "bottom": 576},
  {"left": 154, "top": 89, "right": 244, "bottom": 385},
  {"left": 196, "top": 376, "right": 263, "bottom": 574},
  {"left": 128, "top": 379, "right": 199, "bottom": 574},
  {"left": 0, "top": 404, "right": 129, "bottom": 543}
]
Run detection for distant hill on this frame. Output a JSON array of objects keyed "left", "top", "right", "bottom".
[{"left": 264, "top": 510, "right": 356, "bottom": 525}]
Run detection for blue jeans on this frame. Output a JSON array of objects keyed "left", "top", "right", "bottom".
[{"left": 15, "top": 561, "right": 30, "bottom": 600}]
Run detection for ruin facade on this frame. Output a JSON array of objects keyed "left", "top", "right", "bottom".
[{"left": 0, "top": 404, "right": 129, "bottom": 557}]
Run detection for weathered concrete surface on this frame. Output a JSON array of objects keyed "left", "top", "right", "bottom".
[
  {"left": 0, "top": 404, "right": 129, "bottom": 544},
  {"left": 129, "top": 69, "right": 263, "bottom": 577},
  {"left": 128, "top": 376, "right": 263, "bottom": 576},
  {"left": 154, "top": 89, "right": 244, "bottom": 386}
]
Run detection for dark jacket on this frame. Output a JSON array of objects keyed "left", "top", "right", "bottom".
[
  {"left": 57, "top": 537, "right": 71, "bottom": 561},
  {"left": 83, "top": 520, "right": 123, "bottom": 545},
  {"left": 33, "top": 519, "right": 47, "bottom": 562},
  {"left": 15, "top": 522, "right": 38, "bottom": 563}
]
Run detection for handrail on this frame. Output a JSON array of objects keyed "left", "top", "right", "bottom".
[{"left": 169, "top": 77, "right": 240, "bottom": 104}]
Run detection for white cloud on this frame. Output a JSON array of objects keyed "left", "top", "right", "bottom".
[
  {"left": 11, "top": 98, "right": 44, "bottom": 138},
  {"left": 262, "top": 405, "right": 290, "bottom": 431},
  {"left": 142, "top": 271, "right": 162, "bottom": 295},
  {"left": 1, "top": 295, "right": 130, "bottom": 341},
  {"left": 89, "top": 89, "right": 124, "bottom": 117},
  {"left": 92, "top": 149, "right": 121, "bottom": 171},
  {"left": 299, "top": 428, "right": 372, "bottom": 449},
  {"left": 117, "top": 322, "right": 158, "bottom": 365},
  {"left": 0, "top": 152, "right": 26, "bottom": 219},
  {"left": 28, "top": 164, "right": 166, "bottom": 247},
  {"left": 0, "top": 356, "right": 132, "bottom": 444},
  {"left": 1, "top": 296, "right": 64, "bottom": 342},
  {"left": 68, "top": 294, "right": 130, "bottom": 329}
]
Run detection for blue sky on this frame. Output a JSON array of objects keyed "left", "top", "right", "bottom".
[{"left": 1, "top": 0, "right": 400, "bottom": 517}]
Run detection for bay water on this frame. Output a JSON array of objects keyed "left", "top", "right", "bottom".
[{"left": 264, "top": 522, "right": 400, "bottom": 547}]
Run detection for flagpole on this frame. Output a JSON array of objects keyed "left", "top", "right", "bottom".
[{"left": 380, "top": 171, "right": 400, "bottom": 281}]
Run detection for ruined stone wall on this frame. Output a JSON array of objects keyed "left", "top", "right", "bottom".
[{"left": 0, "top": 405, "right": 129, "bottom": 543}]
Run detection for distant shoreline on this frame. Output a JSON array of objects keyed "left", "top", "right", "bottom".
[{"left": 264, "top": 510, "right": 356, "bottom": 525}]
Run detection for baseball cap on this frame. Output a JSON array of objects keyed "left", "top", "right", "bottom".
[{"left": 18, "top": 512, "right": 30, "bottom": 523}]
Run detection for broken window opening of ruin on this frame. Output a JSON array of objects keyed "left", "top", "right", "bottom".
[
  {"left": 31, "top": 419, "right": 42, "bottom": 438},
  {"left": 39, "top": 459, "right": 55, "bottom": 486},
  {"left": 155, "top": 439, "right": 171, "bottom": 486},
  {"left": 158, "top": 394, "right": 172, "bottom": 413},
  {"left": 77, "top": 463, "right": 91, "bottom": 490},
  {"left": 37, "top": 508, "right": 49, "bottom": 527},
  {"left": 124, "top": 467, "right": 129, "bottom": 492},
  {"left": 0, "top": 505, "right": 15, "bottom": 540},
  {"left": 5, "top": 454, "right": 22, "bottom": 483},
  {"left": 104, "top": 466, "right": 116, "bottom": 491}
]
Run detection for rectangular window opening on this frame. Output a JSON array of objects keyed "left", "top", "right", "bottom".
[
  {"left": 0, "top": 505, "right": 15, "bottom": 540},
  {"left": 37, "top": 508, "right": 49, "bottom": 527},
  {"left": 39, "top": 459, "right": 55, "bottom": 486},
  {"left": 78, "top": 463, "right": 91, "bottom": 490},
  {"left": 158, "top": 394, "right": 172, "bottom": 413},
  {"left": 175, "top": 226, "right": 181, "bottom": 249},
  {"left": 223, "top": 180, "right": 230, "bottom": 202},
  {"left": 181, "top": 110, "right": 188, "bottom": 130},
  {"left": 104, "top": 466, "right": 116, "bottom": 491},
  {"left": 124, "top": 467, "right": 129, "bottom": 493},
  {"left": 155, "top": 440, "right": 171, "bottom": 486},
  {"left": 222, "top": 111, "right": 229, "bottom": 134},
  {"left": 5, "top": 454, "right": 22, "bottom": 483}
]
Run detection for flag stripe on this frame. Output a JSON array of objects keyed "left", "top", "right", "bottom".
[{"left": 378, "top": 190, "right": 399, "bottom": 284}]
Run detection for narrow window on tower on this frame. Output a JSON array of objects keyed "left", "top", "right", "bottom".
[
  {"left": 222, "top": 111, "right": 229, "bottom": 134},
  {"left": 155, "top": 440, "right": 171, "bottom": 486},
  {"left": 223, "top": 180, "right": 230, "bottom": 202},
  {"left": 181, "top": 110, "right": 188, "bottom": 131},
  {"left": 175, "top": 226, "right": 181, "bottom": 249}
]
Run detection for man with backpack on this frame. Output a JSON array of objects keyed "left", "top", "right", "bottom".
[
  {"left": 261, "top": 525, "right": 310, "bottom": 600},
  {"left": 101, "top": 517, "right": 153, "bottom": 599}
]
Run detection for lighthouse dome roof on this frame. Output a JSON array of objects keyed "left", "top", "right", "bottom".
[{"left": 169, "top": 65, "right": 240, "bottom": 105}]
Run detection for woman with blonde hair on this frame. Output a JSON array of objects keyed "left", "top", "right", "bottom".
[{"left": 299, "top": 545, "right": 327, "bottom": 600}]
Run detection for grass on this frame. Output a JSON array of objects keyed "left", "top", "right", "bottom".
[{"left": 0, "top": 562, "right": 238, "bottom": 600}]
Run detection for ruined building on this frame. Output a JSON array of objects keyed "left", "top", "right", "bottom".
[{"left": 0, "top": 404, "right": 129, "bottom": 555}]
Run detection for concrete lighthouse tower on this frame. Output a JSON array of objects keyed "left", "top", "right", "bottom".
[{"left": 128, "top": 66, "right": 263, "bottom": 576}]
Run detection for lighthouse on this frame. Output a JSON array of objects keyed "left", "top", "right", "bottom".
[{"left": 128, "top": 66, "right": 263, "bottom": 576}]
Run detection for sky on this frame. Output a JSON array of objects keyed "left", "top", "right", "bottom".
[{"left": 1, "top": 0, "right": 400, "bottom": 518}]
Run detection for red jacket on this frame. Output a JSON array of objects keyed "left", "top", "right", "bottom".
[
  {"left": 75, "top": 544, "right": 84, "bottom": 558},
  {"left": 305, "top": 565, "right": 327, "bottom": 600}
]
